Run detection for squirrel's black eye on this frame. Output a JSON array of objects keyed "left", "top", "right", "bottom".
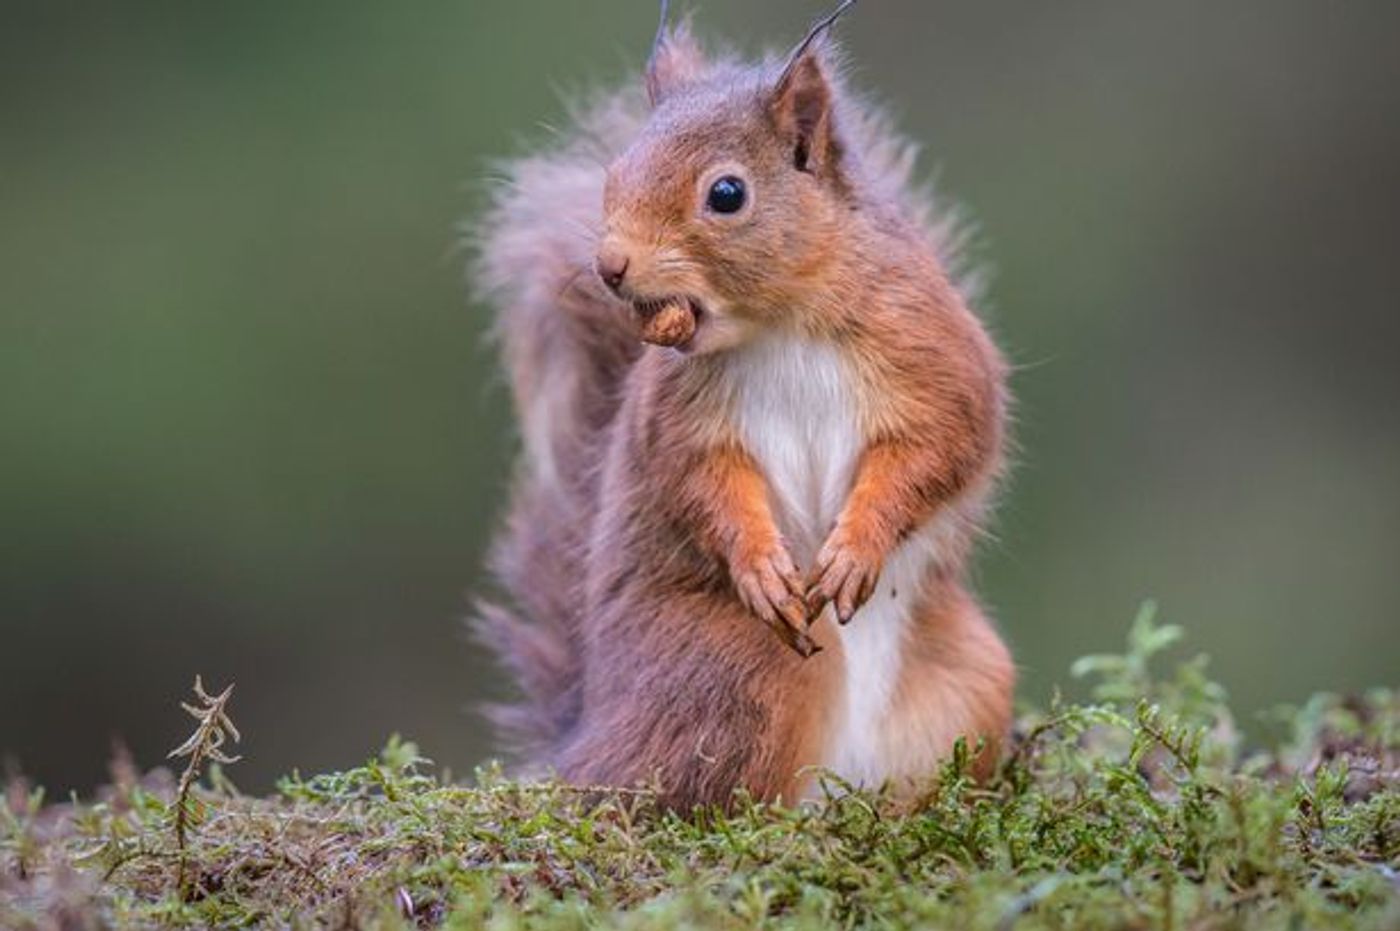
[{"left": 706, "top": 176, "right": 747, "bottom": 214}]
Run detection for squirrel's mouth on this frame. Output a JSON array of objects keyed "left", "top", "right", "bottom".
[{"left": 632, "top": 295, "right": 703, "bottom": 350}]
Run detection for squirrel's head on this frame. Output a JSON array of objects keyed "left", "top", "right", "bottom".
[{"left": 597, "top": 1, "right": 859, "bottom": 354}]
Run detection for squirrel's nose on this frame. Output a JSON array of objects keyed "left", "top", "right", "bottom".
[{"left": 596, "top": 247, "right": 630, "bottom": 295}]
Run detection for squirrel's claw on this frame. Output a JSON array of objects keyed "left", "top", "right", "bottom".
[
  {"left": 765, "top": 616, "right": 822, "bottom": 658},
  {"left": 806, "top": 533, "right": 883, "bottom": 626},
  {"left": 732, "top": 547, "right": 821, "bottom": 658}
]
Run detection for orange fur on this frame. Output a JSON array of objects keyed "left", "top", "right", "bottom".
[{"left": 472, "top": 7, "right": 1014, "bottom": 809}]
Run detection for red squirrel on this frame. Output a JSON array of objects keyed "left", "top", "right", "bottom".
[{"left": 472, "top": 0, "right": 1014, "bottom": 809}]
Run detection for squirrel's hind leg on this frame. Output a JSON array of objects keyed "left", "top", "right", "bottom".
[{"left": 555, "top": 591, "right": 841, "bottom": 811}]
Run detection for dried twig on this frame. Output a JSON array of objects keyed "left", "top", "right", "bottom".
[{"left": 167, "top": 675, "right": 241, "bottom": 899}]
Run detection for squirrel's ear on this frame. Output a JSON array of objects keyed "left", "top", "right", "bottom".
[
  {"left": 646, "top": 10, "right": 706, "bottom": 106},
  {"left": 770, "top": 0, "right": 855, "bottom": 175},
  {"left": 770, "top": 41, "right": 838, "bottom": 175}
]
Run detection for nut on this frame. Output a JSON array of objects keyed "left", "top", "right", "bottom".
[{"left": 638, "top": 300, "right": 697, "bottom": 348}]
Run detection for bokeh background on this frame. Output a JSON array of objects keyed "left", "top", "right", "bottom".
[{"left": 3, "top": 0, "right": 1398, "bottom": 794}]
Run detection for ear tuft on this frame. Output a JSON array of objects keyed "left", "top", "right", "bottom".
[
  {"left": 770, "top": 0, "right": 857, "bottom": 176},
  {"left": 646, "top": 20, "right": 707, "bottom": 106}
]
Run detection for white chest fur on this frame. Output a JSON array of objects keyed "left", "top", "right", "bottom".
[
  {"left": 727, "top": 336, "right": 943, "bottom": 786},
  {"left": 728, "top": 337, "right": 861, "bottom": 566}
]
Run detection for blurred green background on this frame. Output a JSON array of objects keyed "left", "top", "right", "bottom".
[{"left": 3, "top": 0, "right": 1397, "bottom": 794}]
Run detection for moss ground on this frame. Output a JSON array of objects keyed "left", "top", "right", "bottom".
[{"left": 3, "top": 610, "right": 1397, "bottom": 929}]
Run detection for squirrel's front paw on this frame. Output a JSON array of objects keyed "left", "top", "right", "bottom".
[
  {"left": 731, "top": 546, "right": 820, "bottom": 658},
  {"left": 807, "top": 529, "right": 885, "bottom": 625}
]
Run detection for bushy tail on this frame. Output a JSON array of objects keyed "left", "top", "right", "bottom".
[{"left": 469, "top": 91, "right": 645, "bottom": 758}]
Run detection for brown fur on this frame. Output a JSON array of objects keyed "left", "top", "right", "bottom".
[{"left": 472, "top": 8, "right": 1014, "bottom": 809}]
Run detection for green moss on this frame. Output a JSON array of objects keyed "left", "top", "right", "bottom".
[{"left": 3, "top": 610, "right": 1397, "bottom": 929}]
